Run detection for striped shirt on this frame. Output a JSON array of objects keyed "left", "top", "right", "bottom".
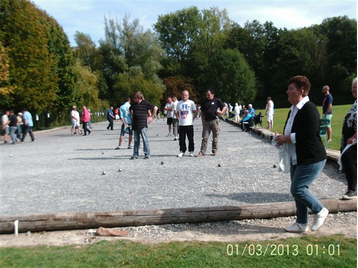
[{"left": 129, "top": 100, "right": 154, "bottom": 130}]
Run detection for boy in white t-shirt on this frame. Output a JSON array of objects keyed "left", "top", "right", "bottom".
[{"left": 175, "top": 90, "right": 198, "bottom": 157}]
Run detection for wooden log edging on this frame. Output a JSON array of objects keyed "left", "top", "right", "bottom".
[{"left": 0, "top": 199, "right": 356, "bottom": 234}]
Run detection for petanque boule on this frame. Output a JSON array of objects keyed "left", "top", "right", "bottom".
[
  {"left": 218, "top": 164, "right": 221, "bottom": 167},
  {"left": 161, "top": 161, "right": 164, "bottom": 165},
  {"left": 102, "top": 171, "right": 106, "bottom": 175},
  {"left": 118, "top": 168, "right": 123, "bottom": 172}
]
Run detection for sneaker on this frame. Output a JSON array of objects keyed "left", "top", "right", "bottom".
[
  {"left": 212, "top": 151, "right": 217, "bottom": 156},
  {"left": 196, "top": 152, "right": 204, "bottom": 157},
  {"left": 130, "top": 156, "right": 138, "bottom": 160},
  {"left": 127, "top": 145, "right": 132, "bottom": 149},
  {"left": 342, "top": 191, "right": 357, "bottom": 200},
  {"left": 189, "top": 151, "right": 194, "bottom": 157},
  {"left": 166, "top": 133, "right": 171, "bottom": 137},
  {"left": 115, "top": 146, "right": 120, "bottom": 150},
  {"left": 311, "top": 207, "right": 329, "bottom": 231},
  {"left": 284, "top": 222, "right": 308, "bottom": 233},
  {"left": 144, "top": 155, "right": 150, "bottom": 159},
  {"left": 174, "top": 138, "right": 178, "bottom": 141},
  {"left": 178, "top": 152, "right": 184, "bottom": 157}
]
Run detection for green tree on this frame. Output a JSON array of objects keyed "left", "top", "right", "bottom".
[
  {"left": 207, "top": 49, "right": 256, "bottom": 104},
  {"left": 318, "top": 16, "right": 357, "bottom": 104},
  {"left": 0, "top": 0, "right": 77, "bottom": 124},
  {"left": 0, "top": 41, "right": 14, "bottom": 108},
  {"left": 154, "top": 6, "right": 231, "bottom": 97},
  {"left": 0, "top": 0, "right": 57, "bottom": 111}
]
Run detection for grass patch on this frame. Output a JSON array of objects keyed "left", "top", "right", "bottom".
[
  {"left": 255, "top": 104, "right": 352, "bottom": 151},
  {"left": 0, "top": 235, "right": 356, "bottom": 267}
]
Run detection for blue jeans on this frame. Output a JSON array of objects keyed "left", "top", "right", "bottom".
[
  {"left": 133, "top": 127, "right": 150, "bottom": 157},
  {"left": 290, "top": 160, "right": 326, "bottom": 224},
  {"left": 9, "top": 126, "right": 17, "bottom": 143}
]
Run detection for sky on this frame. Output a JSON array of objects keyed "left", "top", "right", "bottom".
[{"left": 31, "top": 0, "right": 357, "bottom": 47}]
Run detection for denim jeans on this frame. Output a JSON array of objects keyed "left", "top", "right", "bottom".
[
  {"left": 290, "top": 160, "right": 326, "bottom": 224},
  {"left": 21, "top": 125, "right": 35, "bottom": 142},
  {"left": 9, "top": 126, "right": 17, "bottom": 143},
  {"left": 133, "top": 127, "right": 150, "bottom": 157}
]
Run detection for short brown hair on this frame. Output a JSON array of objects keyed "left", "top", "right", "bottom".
[{"left": 288, "top": 75, "right": 311, "bottom": 96}]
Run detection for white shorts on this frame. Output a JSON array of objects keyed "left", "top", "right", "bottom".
[
  {"left": 267, "top": 114, "right": 273, "bottom": 122},
  {"left": 115, "top": 115, "right": 120, "bottom": 120},
  {"left": 72, "top": 122, "right": 80, "bottom": 128}
]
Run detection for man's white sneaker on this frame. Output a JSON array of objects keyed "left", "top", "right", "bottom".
[
  {"left": 177, "top": 152, "right": 184, "bottom": 157},
  {"left": 311, "top": 207, "right": 329, "bottom": 231},
  {"left": 189, "top": 151, "right": 194, "bottom": 157},
  {"left": 284, "top": 223, "right": 308, "bottom": 233}
]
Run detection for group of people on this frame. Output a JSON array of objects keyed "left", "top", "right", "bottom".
[
  {"left": 70, "top": 106, "right": 92, "bottom": 136},
  {"left": 162, "top": 89, "right": 226, "bottom": 158},
  {"left": 1, "top": 108, "right": 35, "bottom": 144},
  {"left": 3, "top": 76, "right": 355, "bottom": 236}
]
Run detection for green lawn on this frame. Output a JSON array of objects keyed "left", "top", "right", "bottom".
[
  {"left": 255, "top": 104, "right": 353, "bottom": 151},
  {"left": 0, "top": 235, "right": 356, "bottom": 267}
]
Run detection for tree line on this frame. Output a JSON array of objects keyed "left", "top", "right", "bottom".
[{"left": 0, "top": 1, "right": 356, "bottom": 127}]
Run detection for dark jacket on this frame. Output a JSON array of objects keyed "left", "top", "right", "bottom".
[{"left": 284, "top": 101, "right": 327, "bottom": 165}]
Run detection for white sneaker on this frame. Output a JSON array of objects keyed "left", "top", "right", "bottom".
[
  {"left": 284, "top": 222, "right": 308, "bottom": 233},
  {"left": 189, "top": 151, "right": 194, "bottom": 157},
  {"left": 177, "top": 152, "right": 184, "bottom": 157},
  {"left": 311, "top": 207, "right": 329, "bottom": 231}
]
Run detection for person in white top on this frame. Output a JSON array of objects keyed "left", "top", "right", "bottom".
[
  {"left": 265, "top": 97, "right": 274, "bottom": 129},
  {"left": 172, "top": 96, "right": 179, "bottom": 140},
  {"left": 70, "top": 106, "right": 81, "bottom": 135},
  {"left": 164, "top": 97, "right": 174, "bottom": 136},
  {"left": 175, "top": 90, "right": 198, "bottom": 157},
  {"left": 234, "top": 103, "right": 241, "bottom": 122},
  {"left": 1, "top": 110, "right": 9, "bottom": 143}
]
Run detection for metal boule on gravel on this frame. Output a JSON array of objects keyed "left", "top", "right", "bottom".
[
  {"left": 218, "top": 164, "right": 221, "bottom": 167},
  {"left": 102, "top": 171, "right": 106, "bottom": 175},
  {"left": 118, "top": 168, "right": 123, "bottom": 172}
]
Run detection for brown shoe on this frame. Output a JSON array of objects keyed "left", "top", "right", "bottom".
[
  {"left": 196, "top": 152, "right": 204, "bottom": 157},
  {"left": 212, "top": 151, "right": 217, "bottom": 156}
]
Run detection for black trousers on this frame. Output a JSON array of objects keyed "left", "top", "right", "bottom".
[
  {"left": 107, "top": 117, "right": 114, "bottom": 130},
  {"left": 21, "top": 125, "right": 35, "bottom": 141},
  {"left": 179, "top": 125, "right": 194, "bottom": 153},
  {"left": 341, "top": 144, "right": 357, "bottom": 191},
  {"left": 82, "top": 122, "right": 91, "bottom": 135}
]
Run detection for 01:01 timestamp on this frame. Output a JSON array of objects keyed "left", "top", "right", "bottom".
[
  {"left": 307, "top": 244, "right": 340, "bottom": 256},
  {"left": 226, "top": 243, "right": 341, "bottom": 256}
]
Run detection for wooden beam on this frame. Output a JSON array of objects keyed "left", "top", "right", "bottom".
[{"left": 0, "top": 199, "right": 355, "bottom": 234}]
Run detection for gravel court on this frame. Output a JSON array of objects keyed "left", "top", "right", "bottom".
[{"left": 0, "top": 118, "right": 347, "bottom": 216}]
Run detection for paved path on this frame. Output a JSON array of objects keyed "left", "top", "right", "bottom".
[{"left": 0, "top": 119, "right": 346, "bottom": 216}]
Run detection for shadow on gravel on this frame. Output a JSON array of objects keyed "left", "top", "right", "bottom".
[
  {"left": 161, "top": 221, "right": 283, "bottom": 236},
  {"left": 206, "top": 192, "right": 292, "bottom": 204},
  {"left": 75, "top": 148, "right": 116, "bottom": 151}
]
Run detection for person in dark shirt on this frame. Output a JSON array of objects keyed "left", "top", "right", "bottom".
[
  {"left": 106, "top": 106, "right": 115, "bottom": 130},
  {"left": 8, "top": 110, "right": 18, "bottom": 144},
  {"left": 340, "top": 78, "right": 357, "bottom": 200},
  {"left": 275, "top": 75, "right": 328, "bottom": 233},
  {"left": 129, "top": 91, "right": 158, "bottom": 159},
  {"left": 322, "top": 85, "right": 333, "bottom": 142},
  {"left": 196, "top": 89, "right": 226, "bottom": 157}
]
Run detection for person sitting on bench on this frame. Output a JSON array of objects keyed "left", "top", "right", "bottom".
[{"left": 240, "top": 110, "right": 253, "bottom": 131}]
